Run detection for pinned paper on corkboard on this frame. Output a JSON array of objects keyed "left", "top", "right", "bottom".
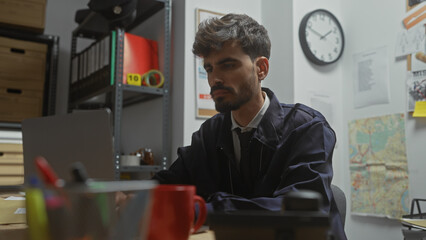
[
  {"left": 194, "top": 9, "right": 224, "bottom": 119},
  {"left": 413, "top": 101, "right": 426, "bottom": 117}
]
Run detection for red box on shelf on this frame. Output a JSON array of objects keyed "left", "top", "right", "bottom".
[{"left": 122, "top": 33, "right": 159, "bottom": 85}]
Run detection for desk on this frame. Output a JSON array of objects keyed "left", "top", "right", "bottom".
[
  {"left": 0, "top": 223, "right": 27, "bottom": 239},
  {"left": 190, "top": 231, "right": 215, "bottom": 240},
  {"left": 6, "top": 224, "right": 338, "bottom": 240},
  {"left": 0, "top": 224, "right": 214, "bottom": 240}
]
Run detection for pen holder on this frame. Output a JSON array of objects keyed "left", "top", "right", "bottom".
[{"left": 27, "top": 180, "right": 157, "bottom": 240}]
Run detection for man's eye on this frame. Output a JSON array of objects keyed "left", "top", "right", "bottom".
[
  {"left": 222, "top": 63, "right": 235, "bottom": 69},
  {"left": 204, "top": 67, "right": 212, "bottom": 73}
]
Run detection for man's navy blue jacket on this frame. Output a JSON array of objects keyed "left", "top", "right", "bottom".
[{"left": 154, "top": 88, "right": 346, "bottom": 239}]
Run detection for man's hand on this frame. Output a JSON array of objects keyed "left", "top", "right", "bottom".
[{"left": 115, "top": 191, "right": 135, "bottom": 213}]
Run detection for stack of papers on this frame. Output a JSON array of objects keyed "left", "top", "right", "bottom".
[
  {"left": 0, "top": 196, "right": 26, "bottom": 224},
  {"left": 401, "top": 218, "right": 426, "bottom": 230}
]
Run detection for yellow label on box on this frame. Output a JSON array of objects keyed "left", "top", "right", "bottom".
[{"left": 127, "top": 73, "right": 141, "bottom": 86}]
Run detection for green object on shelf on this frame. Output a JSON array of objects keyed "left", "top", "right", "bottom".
[{"left": 110, "top": 30, "right": 116, "bottom": 86}]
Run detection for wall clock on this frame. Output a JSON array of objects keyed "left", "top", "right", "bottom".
[{"left": 299, "top": 9, "right": 345, "bottom": 65}]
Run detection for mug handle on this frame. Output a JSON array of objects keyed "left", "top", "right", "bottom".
[{"left": 192, "top": 195, "right": 207, "bottom": 233}]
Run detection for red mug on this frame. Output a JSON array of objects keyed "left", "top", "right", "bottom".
[{"left": 147, "top": 184, "right": 207, "bottom": 240}]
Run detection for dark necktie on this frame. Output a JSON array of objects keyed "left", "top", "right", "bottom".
[{"left": 235, "top": 128, "right": 255, "bottom": 189}]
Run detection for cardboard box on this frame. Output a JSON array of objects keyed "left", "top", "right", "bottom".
[
  {"left": 0, "top": 223, "right": 27, "bottom": 240},
  {"left": 0, "top": 36, "right": 46, "bottom": 122},
  {"left": 0, "top": 199, "right": 26, "bottom": 224},
  {"left": 0, "top": 36, "right": 47, "bottom": 91},
  {"left": 0, "top": 176, "right": 24, "bottom": 186},
  {"left": 0, "top": 143, "right": 24, "bottom": 185},
  {"left": 0, "top": 87, "right": 43, "bottom": 123},
  {"left": 0, "top": 0, "right": 47, "bottom": 33},
  {"left": 0, "top": 193, "right": 27, "bottom": 239}
]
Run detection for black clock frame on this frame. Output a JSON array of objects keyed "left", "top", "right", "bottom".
[{"left": 299, "top": 9, "right": 345, "bottom": 65}]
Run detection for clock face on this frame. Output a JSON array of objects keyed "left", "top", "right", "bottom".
[{"left": 299, "top": 9, "right": 344, "bottom": 65}]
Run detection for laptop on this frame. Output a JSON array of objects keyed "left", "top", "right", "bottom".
[{"left": 22, "top": 109, "right": 116, "bottom": 183}]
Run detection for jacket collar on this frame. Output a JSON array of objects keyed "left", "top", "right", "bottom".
[
  {"left": 216, "top": 88, "right": 285, "bottom": 151},
  {"left": 253, "top": 88, "right": 285, "bottom": 149}
]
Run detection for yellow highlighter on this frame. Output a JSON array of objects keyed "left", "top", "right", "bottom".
[{"left": 26, "top": 177, "right": 51, "bottom": 240}]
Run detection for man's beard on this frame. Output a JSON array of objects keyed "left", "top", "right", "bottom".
[{"left": 211, "top": 72, "right": 257, "bottom": 113}]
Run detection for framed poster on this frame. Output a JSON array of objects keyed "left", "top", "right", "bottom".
[{"left": 195, "top": 9, "right": 224, "bottom": 118}]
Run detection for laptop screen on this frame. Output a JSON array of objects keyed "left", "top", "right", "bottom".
[{"left": 22, "top": 109, "right": 115, "bottom": 183}]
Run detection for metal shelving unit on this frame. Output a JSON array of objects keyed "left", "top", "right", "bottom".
[
  {"left": 68, "top": 0, "right": 172, "bottom": 180},
  {"left": 0, "top": 28, "right": 59, "bottom": 129}
]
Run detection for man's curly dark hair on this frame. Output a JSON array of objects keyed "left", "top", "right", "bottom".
[{"left": 192, "top": 13, "right": 271, "bottom": 61}]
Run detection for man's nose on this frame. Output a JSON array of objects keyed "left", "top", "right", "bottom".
[{"left": 208, "top": 72, "right": 223, "bottom": 86}]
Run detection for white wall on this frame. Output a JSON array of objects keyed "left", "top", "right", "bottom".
[
  {"left": 44, "top": 0, "right": 87, "bottom": 115},
  {"left": 261, "top": 1, "right": 294, "bottom": 104},
  {"left": 289, "top": 0, "right": 426, "bottom": 239},
  {"left": 291, "top": 0, "right": 345, "bottom": 188},
  {"left": 341, "top": 0, "right": 426, "bottom": 239}
]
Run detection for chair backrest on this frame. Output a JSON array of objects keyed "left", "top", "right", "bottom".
[{"left": 331, "top": 184, "right": 346, "bottom": 227}]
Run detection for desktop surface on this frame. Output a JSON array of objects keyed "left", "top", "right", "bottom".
[
  {"left": 0, "top": 224, "right": 216, "bottom": 240},
  {"left": 208, "top": 210, "right": 330, "bottom": 240}
]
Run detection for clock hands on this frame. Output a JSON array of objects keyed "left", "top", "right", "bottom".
[
  {"left": 320, "top": 30, "right": 332, "bottom": 40},
  {"left": 307, "top": 26, "right": 323, "bottom": 38},
  {"left": 308, "top": 27, "right": 333, "bottom": 41}
]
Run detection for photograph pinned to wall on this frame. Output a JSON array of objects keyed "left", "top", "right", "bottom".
[
  {"left": 407, "top": 70, "right": 426, "bottom": 112},
  {"left": 195, "top": 9, "right": 224, "bottom": 119}
]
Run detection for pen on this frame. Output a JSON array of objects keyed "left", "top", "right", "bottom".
[
  {"left": 34, "top": 156, "right": 71, "bottom": 208},
  {"left": 71, "top": 162, "right": 110, "bottom": 226},
  {"left": 34, "top": 156, "right": 63, "bottom": 188},
  {"left": 70, "top": 162, "right": 110, "bottom": 239}
]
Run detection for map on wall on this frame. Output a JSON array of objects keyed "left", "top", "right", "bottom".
[{"left": 348, "top": 113, "right": 410, "bottom": 218}]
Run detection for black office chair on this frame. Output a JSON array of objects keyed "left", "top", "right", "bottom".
[
  {"left": 283, "top": 185, "right": 346, "bottom": 226},
  {"left": 331, "top": 184, "right": 346, "bottom": 227},
  {"left": 401, "top": 198, "right": 426, "bottom": 240}
]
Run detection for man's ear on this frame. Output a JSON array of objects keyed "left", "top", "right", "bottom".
[{"left": 256, "top": 57, "right": 269, "bottom": 81}]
